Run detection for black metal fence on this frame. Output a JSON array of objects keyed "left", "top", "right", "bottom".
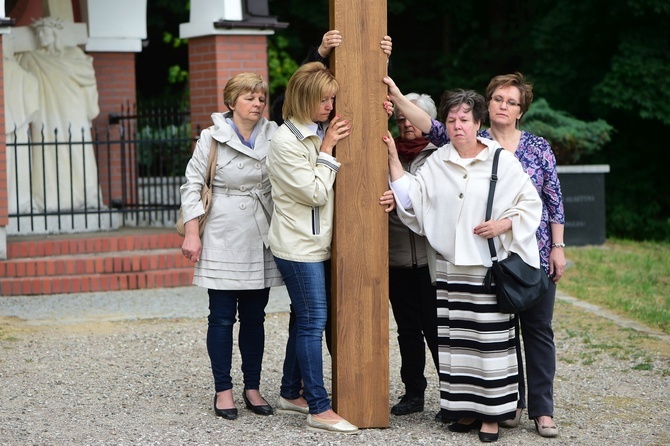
[{"left": 6, "top": 103, "right": 197, "bottom": 235}]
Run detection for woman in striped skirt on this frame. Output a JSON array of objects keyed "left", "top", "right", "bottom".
[{"left": 382, "top": 89, "right": 542, "bottom": 442}]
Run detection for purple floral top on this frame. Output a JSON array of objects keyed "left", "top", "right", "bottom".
[{"left": 427, "top": 119, "right": 565, "bottom": 274}]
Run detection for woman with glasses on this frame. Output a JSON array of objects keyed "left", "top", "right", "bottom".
[
  {"left": 382, "top": 88, "right": 542, "bottom": 443},
  {"left": 384, "top": 72, "right": 565, "bottom": 438}
]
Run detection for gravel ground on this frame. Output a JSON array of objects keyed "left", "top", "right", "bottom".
[{"left": 0, "top": 287, "right": 669, "bottom": 446}]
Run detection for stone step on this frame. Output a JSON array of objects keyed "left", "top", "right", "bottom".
[
  {"left": 6, "top": 229, "right": 183, "bottom": 259},
  {"left": 1, "top": 229, "right": 193, "bottom": 296},
  {"left": 0, "top": 249, "right": 190, "bottom": 278},
  {"left": 0, "top": 268, "right": 194, "bottom": 296}
]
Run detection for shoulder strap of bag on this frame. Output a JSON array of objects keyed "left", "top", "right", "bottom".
[
  {"left": 205, "top": 133, "right": 218, "bottom": 186},
  {"left": 486, "top": 148, "right": 504, "bottom": 261}
]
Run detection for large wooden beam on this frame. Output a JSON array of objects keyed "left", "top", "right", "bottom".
[{"left": 329, "top": 0, "right": 389, "bottom": 428}]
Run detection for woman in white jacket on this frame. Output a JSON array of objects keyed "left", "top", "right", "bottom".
[
  {"left": 383, "top": 89, "right": 542, "bottom": 443},
  {"left": 266, "top": 62, "right": 356, "bottom": 434},
  {"left": 180, "top": 73, "right": 283, "bottom": 420}
]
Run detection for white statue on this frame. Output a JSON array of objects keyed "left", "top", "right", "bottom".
[
  {"left": 15, "top": 17, "right": 102, "bottom": 212},
  {"left": 3, "top": 34, "right": 39, "bottom": 214}
]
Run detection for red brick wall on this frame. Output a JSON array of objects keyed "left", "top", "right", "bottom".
[
  {"left": 91, "top": 52, "right": 137, "bottom": 206},
  {"left": 188, "top": 34, "right": 269, "bottom": 138}
]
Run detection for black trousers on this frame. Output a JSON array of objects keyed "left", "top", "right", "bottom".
[
  {"left": 515, "top": 280, "right": 557, "bottom": 418},
  {"left": 389, "top": 265, "right": 439, "bottom": 396}
]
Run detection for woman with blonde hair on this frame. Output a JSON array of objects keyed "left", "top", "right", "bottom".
[{"left": 267, "top": 61, "right": 357, "bottom": 434}]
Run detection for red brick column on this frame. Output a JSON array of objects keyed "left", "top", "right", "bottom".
[
  {"left": 188, "top": 34, "right": 268, "bottom": 137},
  {"left": 91, "top": 52, "right": 137, "bottom": 206}
]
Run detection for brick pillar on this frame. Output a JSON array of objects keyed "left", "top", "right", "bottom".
[
  {"left": 91, "top": 52, "right": 137, "bottom": 207},
  {"left": 188, "top": 34, "right": 268, "bottom": 136}
]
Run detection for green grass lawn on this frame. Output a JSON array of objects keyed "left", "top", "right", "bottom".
[{"left": 560, "top": 239, "right": 670, "bottom": 334}]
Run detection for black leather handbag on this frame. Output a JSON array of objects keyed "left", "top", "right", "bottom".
[{"left": 482, "top": 148, "right": 549, "bottom": 314}]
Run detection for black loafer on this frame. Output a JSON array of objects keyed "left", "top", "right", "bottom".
[
  {"left": 448, "top": 419, "right": 482, "bottom": 433},
  {"left": 213, "top": 394, "right": 238, "bottom": 420},
  {"left": 435, "top": 409, "right": 456, "bottom": 424},
  {"left": 478, "top": 429, "right": 499, "bottom": 443},
  {"left": 391, "top": 394, "right": 424, "bottom": 415},
  {"left": 243, "top": 390, "right": 274, "bottom": 416}
]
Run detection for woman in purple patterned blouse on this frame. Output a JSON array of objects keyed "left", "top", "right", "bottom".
[{"left": 384, "top": 72, "right": 565, "bottom": 438}]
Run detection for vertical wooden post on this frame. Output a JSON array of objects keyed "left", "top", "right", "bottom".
[{"left": 329, "top": 0, "right": 389, "bottom": 428}]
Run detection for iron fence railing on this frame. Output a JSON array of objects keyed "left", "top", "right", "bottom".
[{"left": 6, "top": 103, "right": 198, "bottom": 234}]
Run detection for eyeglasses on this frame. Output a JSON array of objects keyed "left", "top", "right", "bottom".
[{"left": 491, "top": 96, "right": 521, "bottom": 108}]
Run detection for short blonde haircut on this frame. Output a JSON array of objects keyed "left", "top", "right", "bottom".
[
  {"left": 282, "top": 62, "right": 338, "bottom": 124},
  {"left": 223, "top": 73, "right": 269, "bottom": 111}
]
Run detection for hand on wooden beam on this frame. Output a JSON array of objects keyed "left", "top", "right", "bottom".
[
  {"left": 321, "top": 115, "right": 351, "bottom": 156},
  {"left": 382, "top": 131, "right": 405, "bottom": 183},
  {"left": 318, "top": 30, "right": 392, "bottom": 59},
  {"left": 318, "top": 30, "right": 342, "bottom": 58},
  {"left": 383, "top": 100, "right": 395, "bottom": 119},
  {"left": 381, "top": 35, "right": 393, "bottom": 58},
  {"left": 379, "top": 189, "right": 396, "bottom": 213},
  {"left": 383, "top": 76, "right": 433, "bottom": 135}
]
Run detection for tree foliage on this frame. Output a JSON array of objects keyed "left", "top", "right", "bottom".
[
  {"left": 264, "top": 0, "right": 669, "bottom": 241},
  {"left": 137, "top": 0, "right": 669, "bottom": 241},
  {"left": 522, "top": 99, "right": 613, "bottom": 165},
  {"left": 267, "top": 35, "right": 300, "bottom": 95}
]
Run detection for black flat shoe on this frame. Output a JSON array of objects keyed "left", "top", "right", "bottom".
[
  {"left": 448, "top": 419, "right": 482, "bottom": 433},
  {"left": 243, "top": 390, "right": 274, "bottom": 416},
  {"left": 435, "top": 408, "right": 456, "bottom": 424},
  {"left": 213, "top": 394, "right": 238, "bottom": 420},
  {"left": 391, "top": 394, "right": 424, "bottom": 416},
  {"left": 478, "top": 428, "right": 499, "bottom": 443}
]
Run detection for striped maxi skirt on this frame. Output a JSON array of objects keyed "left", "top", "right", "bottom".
[{"left": 435, "top": 256, "right": 518, "bottom": 422}]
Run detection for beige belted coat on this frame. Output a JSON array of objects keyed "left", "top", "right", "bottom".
[{"left": 180, "top": 112, "right": 283, "bottom": 290}]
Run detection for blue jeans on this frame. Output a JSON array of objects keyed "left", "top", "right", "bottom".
[
  {"left": 274, "top": 256, "right": 331, "bottom": 414},
  {"left": 207, "top": 288, "right": 270, "bottom": 392}
]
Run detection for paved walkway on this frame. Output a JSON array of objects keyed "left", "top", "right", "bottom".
[
  {"left": 2, "top": 286, "right": 668, "bottom": 344},
  {"left": 2, "top": 286, "right": 669, "bottom": 445},
  {"left": 0, "top": 286, "right": 289, "bottom": 324}
]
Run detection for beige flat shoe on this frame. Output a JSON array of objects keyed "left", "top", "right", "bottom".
[
  {"left": 534, "top": 417, "right": 559, "bottom": 437},
  {"left": 276, "top": 396, "right": 309, "bottom": 415},
  {"left": 306, "top": 414, "right": 359, "bottom": 434},
  {"left": 500, "top": 408, "right": 523, "bottom": 428}
]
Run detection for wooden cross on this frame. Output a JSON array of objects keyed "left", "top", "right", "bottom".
[{"left": 329, "top": 0, "right": 390, "bottom": 428}]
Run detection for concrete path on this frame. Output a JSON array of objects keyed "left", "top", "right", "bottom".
[
  {"left": 0, "top": 286, "right": 289, "bottom": 324},
  {"left": 2, "top": 286, "right": 668, "bottom": 344},
  {"left": 1, "top": 285, "right": 669, "bottom": 344}
]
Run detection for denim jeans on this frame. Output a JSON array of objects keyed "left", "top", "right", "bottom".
[
  {"left": 288, "top": 259, "right": 332, "bottom": 354},
  {"left": 207, "top": 288, "right": 270, "bottom": 393},
  {"left": 274, "top": 256, "right": 331, "bottom": 414}
]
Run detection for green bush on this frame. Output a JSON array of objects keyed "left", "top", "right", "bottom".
[
  {"left": 522, "top": 98, "right": 614, "bottom": 165},
  {"left": 268, "top": 35, "right": 300, "bottom": 95},
  {"left": 137, "top": 120, "right": 193, "bottom": 177}
]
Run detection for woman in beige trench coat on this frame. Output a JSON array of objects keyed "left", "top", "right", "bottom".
[{"left": 180, "top": 73, "right": 283, "bottom": 420}]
